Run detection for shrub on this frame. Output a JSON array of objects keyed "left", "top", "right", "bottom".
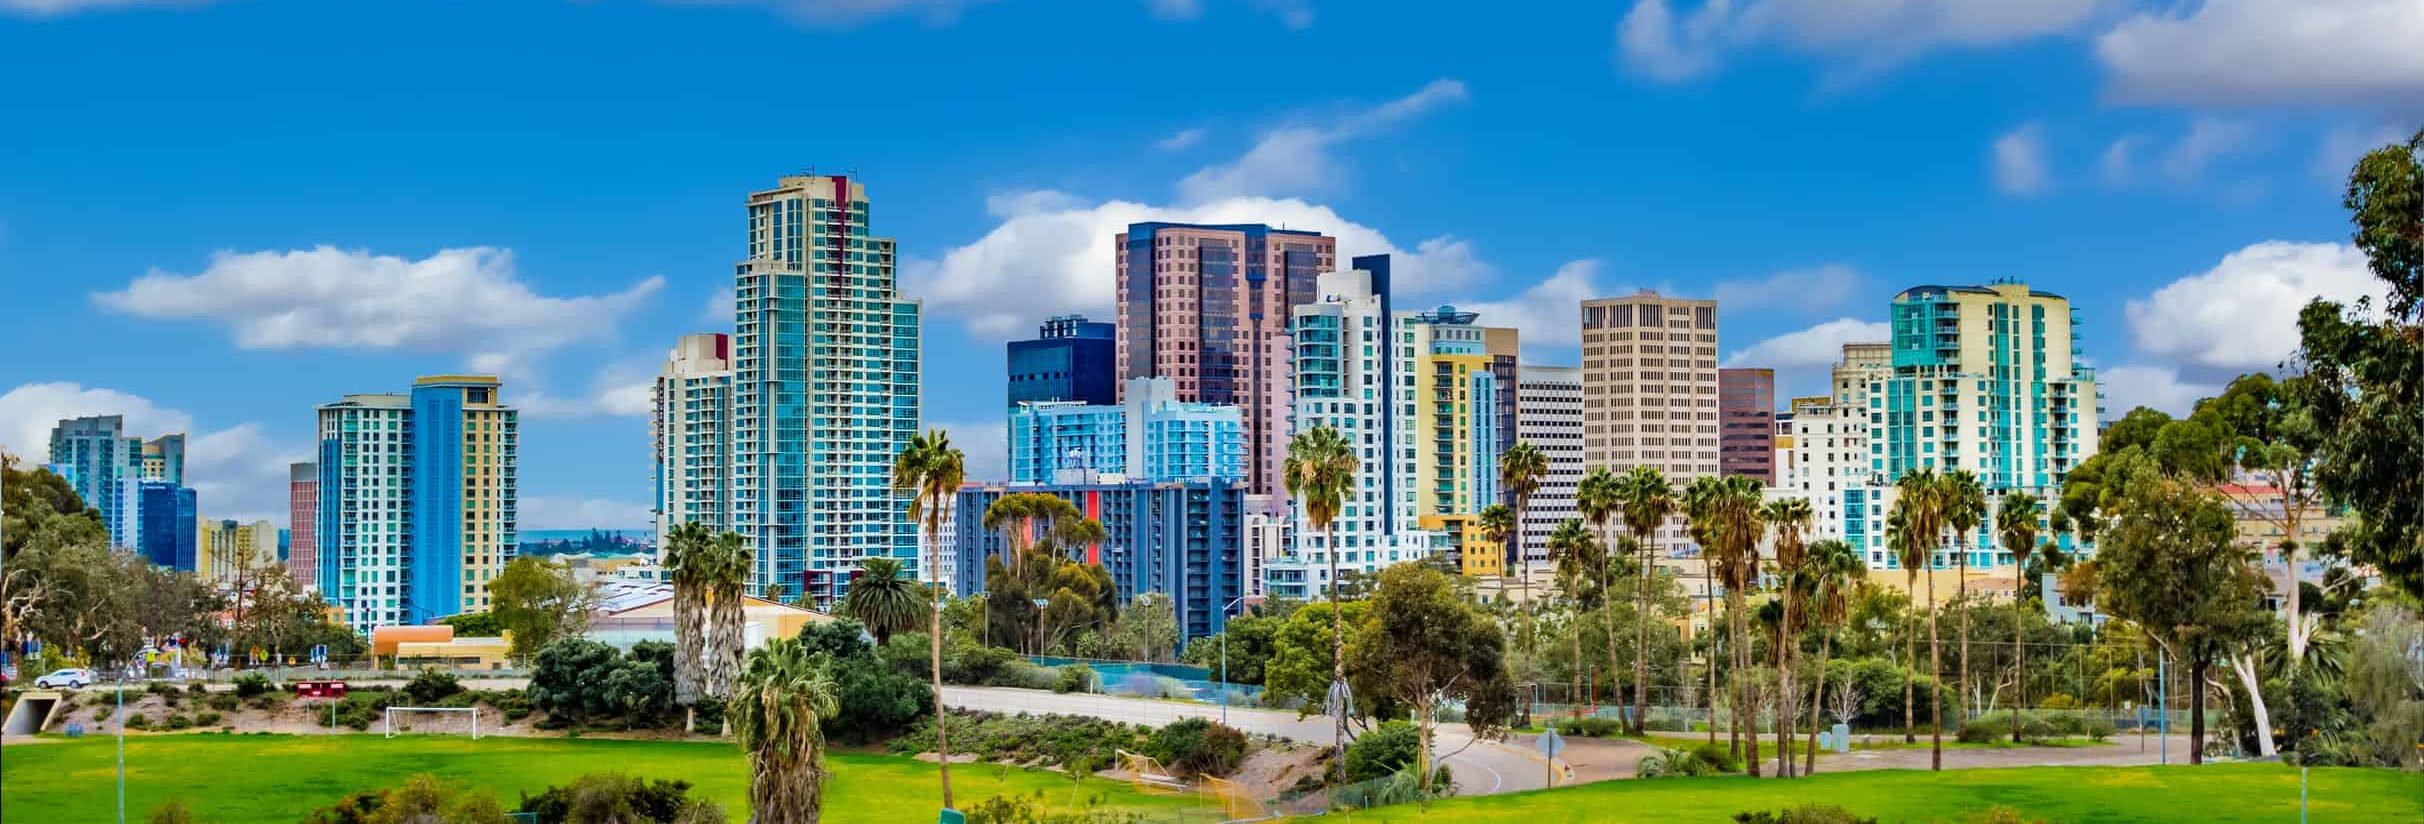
[
  {"left": 1053, "top": 664, "right": 1097, "bottom": 694},
  {"left": 514, "top": 773, "right": 724, "bottom": 824},
  {"left": 601, "top": 658, "right": 673, "bottom": 728},
  {"left": 205, "top": 693, "right": 240, "bottom": 712},
  {"left": 890, "top": 709, "right": 1151, "bottom": 771},
  {"left": 404, "top": 669, "right": 465, "bottom": 705},
  {"left": 1556, "top": 717, "right": 1621, "bottom": 738},
  {"left": 147, "top": 798, "right": 197, "bottom": 824},
  {"left": 1146, "top": 717, "right": 1248, "bottom": 778},
  {"left": 826, "top": 651, "right": 933, "bottom": 745},
  {"left": 194, "top": 711, "right": 223, "bottom": 727},
  {"left": 232, "top": 672, "right": 273, "bottom": 698},
  {"left": 1638, "top": 747, "right": 1715, "bottom": 778},
  {"left": 1344, "top": 720, "right": 1422, "bottom": 784},
  {"left": 187, "top": 682, "right": 209, "bottom": 696},
  {"left": 1733, "top": 804, "right": 1879, "bottom": 824},
  {"left": 2083, "top": 717, "right": 2116, "bottom": 741},
  {"left": 798, "top": 619, "right": 873, "bottom": 660},
  {"left": 987, "top": 660, "right": 1057, "bottom": 691},
  {"left": 165, "top": 713, "right": 194, "bottom": 730},
  {"left": 310, "top": 773, "right": 510, "bottom": 824},
  {"left": 962, "top": 792, "right": 1145, "bottom": 824},
  {"left": 527, "top": 638, "right": 624, "bottom": 724},
  {"left": 124, "top": 713, "right": 151, "bottom": 731},
  {"left": 1690, "top": 742, "right": 1744, "bottom": 773},
  {"left": 2038, "top": 693, "right": 2078, "bottom": 710},
  {"left": 1958, "top": 716, "right": 2008, "bottom": 743}
]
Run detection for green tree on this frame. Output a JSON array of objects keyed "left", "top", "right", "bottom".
[
  {"left": 1761, "top": 496, "right": 1814, "bottom": 778},
  {"left": 1346, "top": 563, "right": 1517, "bottom": 797},
  {"left": 840, "top": 556, "right": 924, "bottom": 647},
  {"left": 488, "top": 556, "right": 599, "bottom": 663},
  {"left": 1612, "top": 465, "right": 1676, "bottom": 737},
  {"left": 2093, "top": 476, "right": 2267, "bottom": 765},
  {"left": 1111, "top": 592, "right": 1179, "bottom": 662},
  {"left": 1891, "top": 468, "right": 1948, "bottom": 768},
  {"left": 528, "top": 637, "right": 625, "bottom": 723},
  {"left": 1576, "top": 466, "right": 1624, "bottom": 724},
  {"left": 1798, "top": 539, "right": 1861, "bottom": 775},
  {"left": 730, "top": 637, "right": 842, "bottom": 824},
  {"left": 894, "top": 427, "right": 966, "bottom": 812},
  {"left": 1498, "top": 441, "right": 1551, "bottom": 725},
  {"left": 1546, "top": 518, "right": 1600, "bottom": 717},
  {"left": 1283, "top": 424, "right": 1357, "bottom": 783},
  {"left": 1996, "top": 491, "right": 2044, "bottom": 744},
  {"left": 663, "top": 520, "right": 714, "bottom": 706}
]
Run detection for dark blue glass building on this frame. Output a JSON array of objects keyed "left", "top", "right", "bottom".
[
  {"left": 133, "top": 480, "right": 198, "bottom": 571},
  {"left": 1006, "top": 314, "right": 1116, "bottom": 408}
]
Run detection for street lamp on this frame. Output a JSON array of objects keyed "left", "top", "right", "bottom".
[{"left": 1218, "top": 595, "right": 1264, "bottom": 725}]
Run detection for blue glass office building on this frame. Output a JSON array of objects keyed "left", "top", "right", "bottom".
[
  {"left": 953, "top": 479, "right": 1248, "bottom": 640},
  {"left": 1007, "top": 314, "right": 1116, "bottom": 408}
]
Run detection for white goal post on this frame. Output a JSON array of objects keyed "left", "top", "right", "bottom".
[{"left": 383, "top": 706, "right": 483, "bottom": 739}]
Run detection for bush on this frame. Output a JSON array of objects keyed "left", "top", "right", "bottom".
[
  {"left": 987, "top": 660, "right": 1057, "bottom": 691},
  {"left": 194, "top": 711, "right": 223, "bottom": 727},
  {"left": 827, "top": 651, "right": 933, "bottom": 744},
  {"left": 1344, "top": 720, "right": 1422, "bottom": 783},
  {"left": 1959, "top": 714, "right": 2055, "bottom": 743},
  {"left": 165, "top": 713, "right": 194, "bottom": 730},
  {"left": 310, "top": 773, "right": 510, "bottom": 824},
  {"left": 147, "top": 798, "right": 197, "bottom": 824},
  {"left": 1690, "top": 742, "right": 1744, "bottom": 773},
  {"left": 404, "top": 669, "right": 465, "bottom": 705},
  {"left": 798, "top": 619, "right": 873, "bottom": 660},
  {"left": 1053, "top": 664, "right": 1097, "bottom": 694},
  {"left": 1556, "top": 717, "right": 1622, "bottom": 738},
  {"left": 1146, "top": 717, "right": 1248, "bottom": 778},
  {"left": 1637, "top": 747, "right": 1716, "bottom": 778},
  {"left": 206, "top": 693, "right": 240, "bottom": 712},
  {"left": 1965, "top": 807, "right": 2046, "bottom": 824},
  {"left": 528, "top": 638, "right": 625, "bottom": 724},
  {"left": 1733, "top": 804, "right": 1879, "bottom": 824},
  {"left": 232, "top": 672, "right": 273, "bottom": 698},
  {"left": 963, "top": 792, "right": 1145, "bottom": 824},
  {"left": 890, "top": 709, "right": 1152, "bottom": 771},
  {"left": 2083, "top": 717, "right": 2116, "bottom": 741},
  {"left": 514, "top": 773, "right": 724, "bottom": 824},
  {"left": 124, "top": 713, "right": 151, "bottom": 731}
]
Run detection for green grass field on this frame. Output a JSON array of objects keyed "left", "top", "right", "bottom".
[
  {"left": 1362, "top": 762, "right": 2424, "bottom": 823},
  {"left": 0, "top": 734, "right": 1219, "bottom": 823}
]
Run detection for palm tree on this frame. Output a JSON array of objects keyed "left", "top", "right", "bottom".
[
  {"left": 1996, "top": 491, "right": 2043, "bottom": 744},
  {"left": 1887, "top": 502, "right": 1923, "bottom": 745},
  {"left": 1479, "top": 504, "right": 1517, "bottom": 581},
  {"left": 893, "top": 428, "right": 965, "bottom": 811},
  {"left": 840, "top": 556, "right": 924, "bottom": 646},
  {"left": 1681, "top": 474, "right": 1725, "bottom": 745},
  {"left": 1800, "top": 539, "right": 1861, "bottom": 775},
  {"left": 731, "top": 637, "right": 842, "bottom": 824},
  {"left": 1283, "top": 424, "right": 1356, "bottom": 787},
  {"left": 1940, "top": 470, "right": 1987, "bottom": 728},
  {"left": 1576, "top": 467, "right": 1621, "bottom": 719},
  {"left": 1547, "top": 518, "right": 1600, "bottom": 718},
  {"left": 662, "top": 521, "right": 713, "bottom": 708},
  {"left": 703, "top": 530, "right": 754, "bottom": 699},
  {"left": 1712, "top": 476, "right": 1768, "bottom": 775},
  {"left": 1499, "top": 440, "right": 1551, "bottom": 725},
  {"left": 1611, "top": 465, "right": 1674, "bottom": 736},
  {"left": 1893, "top": 468, "right": 1948, "bottom": 770},
  {"left": 1761, "top": 496, "right": 1814, "bottom": 778}
]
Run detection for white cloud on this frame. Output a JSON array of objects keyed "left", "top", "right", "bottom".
[
  {"left": 2100, "top": 134, "right": 2141, "bottom": 184},
  {"left": 1723, "top": 317, "right": 1889, "bottom": 369},
  {"left": 904, "top": 193, "right": 1492, "bottom": 337},
  {"left": 702, "top": 287, "right": 735, "bottom": 323},
  {"left": 2125, "top": 240, "right": 2382, "bottom": 371},
  {"left": 1617, "top": 0, "right": 2102, "bottom": 83},
  {"left": 2097, "top": 0, "right": 2424, "bottom": 107},
  {"left": 2, "top": 0, "right": 205, "bottom": 15},
  {"left": 665, "top": 0, "right": 991, "bottom": 26},
  {"left": 2096, "top": 365, "right": 2216, "bottom": 418},
  {"left": 1454, "top": 260, "right": 1615, "bottom": 357},
  {"left": 1154, "top": 127, "right": 1207, "bottom": 151},
  {"left": 1992, "top": 122, "right": 2051, "bottom": 196},
  {"left": 1711, "top": 263, "right": 1862, "bottom": 314},
  {"left": 520, "top": 494, "right": 653, "bottom": 530},
  {"left": 1176, "top": 79, "right": 1466, "bottom": 203},
  {"left": 0, "top": 383, "right": 300, "bottom": 524},
  {"left": 1143, "top": 0, "right": 1201, "bottom": 20},
  {"left": 931, "top": 419, "right": 1007, "bottom": 482},
  {"left": 2158, "top": 117, "right": 2251, "bottom": 182}
]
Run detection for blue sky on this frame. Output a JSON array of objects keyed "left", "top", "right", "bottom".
[{"left": 2, "top": 0, "right": 2416, "bottom": 528}]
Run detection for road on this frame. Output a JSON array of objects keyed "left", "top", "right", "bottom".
[{"left": 939, "top": 686, "right": 1560, "bottom": 796}]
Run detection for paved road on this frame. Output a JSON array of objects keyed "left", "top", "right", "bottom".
[{"left": 939, "top": 686, "right": 1559, "bottom": 796}]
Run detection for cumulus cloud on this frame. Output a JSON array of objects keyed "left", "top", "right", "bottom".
[
  {"left": 904, "top": 193, "right": 1493, "bottom": 337},
  {"left": 0, "top": 383, "right": 301, "bottom": 524},
  {"left": 2097, "top": 0, "right": 2424, "bottom": 107},
  {"left": 2158, "top": 118, "right": 2252, "bottom": 182},
  {"left": 2100, "top": 134, "right": 2142, "bottom": 184},
  {"left": 664, "top": 0, "right": 992, "bottom": 26},
  {"left": 1176, "top": 79, "right": 1466, "bottom": 203},
  {"left": 1454, "top": 260, "right": 1616, "bottom": 357},
  {"left": 2125, "top": 241, "right": 2382, "bottom": 371},
  {"left": 520, "top": 494, "right": 653, "bottom": 530},
  {"left": 702, "top": 287, "right": 735, "bottom": 323},
  {"left": 1617, "top": 0, "right": 2102, "bottom": 83},
  {"left": 1723, "top": 317, "right": 1889, "bottom": 370},
  {"left": 2096, "top": 365, "right": 2217, "bottom": 418},
  {"left": 931, "top": 419, "right": 1008, "bottom": 482},
  {"left": 1712, "top": 263, "right": 1862, "bottom": 314},
  {"left": 1993, "top": 122, "right": 2051, "bottom": 196},
  {"left": 1154, "top": 127, "right": 1208, "bottom": 151}
]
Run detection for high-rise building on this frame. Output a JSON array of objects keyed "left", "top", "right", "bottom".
[
  {"left": 1407, "top": 305, "right": 1501, "bottom": 521},
  {"left": 1007, "top": 376, "right": 1245, "bottom": 485},
  {"left": 954, "top": 478, "right": 1249, "bottom": 640},
  {"left": 1484, "top": 327, "right": 1522, "bottom": 492},
  {"left": 48, "top": 415, "right": 184, "bottom": 548},
  {"left": 1515, "top": 364, "right": 1584, "bottom": 566},
  {"left": 1579, "top": 291, "right": 1719, "bottom": 547},
  {"left": 732, "top": 174, "right": 921, "bottom": 606},
  {"left": 1718, "top": 367, "right": 1777, "bottom": 484},
  {"left": 289, "top": 461, "right": 318, "bottom": 589},
  {"left": 316, "top": 374, "right": 519, "bottom": 630},
  {"left": 1266, "top": 256, "right": 1433, "bottom": 598},
  {"left": 1116, "top": 222, "right": 1336, "bottom": 498},
  {"left": 654, "top": 332, "right": 734, "bottom": 540},
  {"left": 1008, "top": 315, "right": 1117, "bottom": 408},
  {"left": 123, "top": 479, "right": 198, "bottom": 571},
  {"left": 1242, "top": 494, "right": 1289, "bottom": 599},
  {"left": 199, "top": 517, "right": 279, "bottom": 586}
]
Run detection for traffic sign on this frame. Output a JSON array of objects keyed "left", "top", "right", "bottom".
[{"left": 1536, "top": 728, "right": 1565, "bottom": 759}]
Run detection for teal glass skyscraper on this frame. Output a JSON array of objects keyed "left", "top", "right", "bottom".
[{"left": 733, "top": 174, "right": 921, "bottom": 607}]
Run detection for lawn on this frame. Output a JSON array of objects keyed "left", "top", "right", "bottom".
[
  {"left": 1361, "top": 762, "right": 2424, "bottom": 823},
  {"left": 0, "top": 734, "right": 1221, "bottom": 823}
]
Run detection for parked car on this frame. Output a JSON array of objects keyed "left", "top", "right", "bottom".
[{"left": 32, "top": 668, "right": 94, "bottom": 689}]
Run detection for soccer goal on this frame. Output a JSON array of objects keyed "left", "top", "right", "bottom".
[{"left": 383, "top": 706, "right": 483, "bottom": 739}]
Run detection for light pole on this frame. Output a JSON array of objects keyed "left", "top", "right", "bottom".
[{"left": 1218, "top": 595, "right": 1264, "bottom": 726}]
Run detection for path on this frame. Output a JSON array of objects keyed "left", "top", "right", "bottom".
[
  {"left": 939, "top": 686, "right": 1560, "bottom": 796},
  {"left": 1769, "top": 734, "right": 2202, "bottom": 774}
]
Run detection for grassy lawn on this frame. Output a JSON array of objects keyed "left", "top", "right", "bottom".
[
  {"left": 1611, "top": 733, "right": 2100, "bottom": 753},
  {"left": 1362, "top": 763, "right": 2424, "bottom": 823},
  {"left": 0, "top": 734, "right": 1220, "bottom": 823}
]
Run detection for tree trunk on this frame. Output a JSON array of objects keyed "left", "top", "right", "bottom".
[
  {"left": 1805, "top": 631, "right": 1831, "bottom": 775},
  {"left": 1600, "top": 523, "right": 1618, "bottom": 732},
  {"left": 2190, "top": 656, "right": 2207, "bottom": 766},
  {"left": 2226, "top": 651, "right": 2278, "bottom": 757},
  {"left": 1957, "top": 549, "right": 1970, "bottom": 729},
  {"left": 1775, "top": 601, "right": 1793, "bottom": 778},
  {"left": 1329, "top": 521, "right": 1346, "bottom": 789},
  {"left": 1904, "top": 576, "right": 1918, "bottom": 744},
  {"left": 1705, "top": 558, "right": 1718, "bottom": 746},
  {"left": 1416, "top": 696, "right": 1434, "bottom": 798},
  {"left": 1632, "top": 528, "right": 1651, "bottom": 737},
  {"left": 1928, "top": 569, "right": 1942, "bottom": 771},
  {"left": 2012, "top": 600, "right": 2025, "bottom": 745},
  {"left": 1737, "top": 587, "right": 1759, "bottom": 777},
  {"left": 1516, "top": 496, "right": 1533, "bottom": 729},
  {"left": 931, "top": 552, "right": 955, "bottom": 810}
]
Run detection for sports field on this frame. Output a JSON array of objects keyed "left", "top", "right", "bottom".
[{"left": 0, "top": 734, "right": 1220, "bottom": 823}]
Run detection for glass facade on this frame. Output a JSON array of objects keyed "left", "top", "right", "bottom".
[
  {"left": 953, "top": 479, "right": 1249, "bottom": 640},
  {"left": 1006, "top": 314, "right": 1116, "bottom": 408}
]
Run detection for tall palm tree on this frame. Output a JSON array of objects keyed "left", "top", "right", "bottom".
[
  {"left": 731, "top": 637, "right": 842, "bottom": 824},
  {"left": 1713, "top": 476, "right": 1768, "bottom": 775},
  {"left": 1940, "top": 470, "right": 1987, "bottom": 728},
  {"left": 1499, "top": 441, "right": 1551, "bottom": 725},
  {"left": 1479, "top": 504, "right": 1517, "bottom": 582},
  {"left": 662, "top": 521, "right": 713, "bottom": 708},
  {"left": 1283, "top": 424, "right": 1356, "bottom": 787},
  {"left": 1576, "top": 467, "right": 1621, "bottom": 718},
  {"left": 1996, "top": 491, "right": 2043, "bottom": 745},
  {"left": 1761, "top": 496, "right": 1815, "bottom": 778},
  {"left": 1547, "top": 518, "right": 1600, "bottom": 718},
  {"left": 1612, "top": 465, "right": 1674, "bottom": 737},
  {"left": 1800, "top": 539, "right": 1861, "bottom": 775},
  {"left": 839, "top": 556, "right": 924, "bottom": 646},
  {"left": 1887, "top": 503, "right": 1923, "bottom": 745},
  {"left": 1682, "top": 474, "right": 1725, "bottom": 745},
  {"left": 1893, "top": 468, "right": 1948, "bottom": 770},
  {"left": 703, "top": 530, "right": 754, "bottom": 699},
  {"left": 893, "top": 428, "right": 965, "bottom": 811}
]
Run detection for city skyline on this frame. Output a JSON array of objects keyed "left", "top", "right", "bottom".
[{"left": 1, "top": 1, "right": 2403, "bottom": 533}]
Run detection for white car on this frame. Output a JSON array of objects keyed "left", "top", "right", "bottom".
[{"left": 32, "top": 668, "right": 94, "bottom": 689}]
